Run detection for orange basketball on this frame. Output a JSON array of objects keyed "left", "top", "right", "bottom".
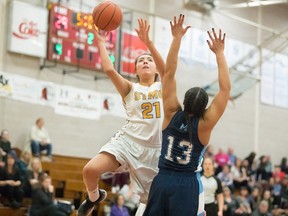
[{"left": 92, "top": 1, "right": 123, "bottom": 31}]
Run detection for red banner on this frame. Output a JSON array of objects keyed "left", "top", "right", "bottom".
[{"left": 121, "top": 31, "right": 148, "bottom": 77}]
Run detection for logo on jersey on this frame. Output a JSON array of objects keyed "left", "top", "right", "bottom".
[
  {"left": 180, "top": 123, "right": 188, "bottom": 131},
  {"left": 134, "top": 89, "right": 162, "bottom": 101}
]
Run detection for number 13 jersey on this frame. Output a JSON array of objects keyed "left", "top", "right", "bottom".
[
  {"left": 122, "top": 82, "right": 163, "bottom": 147},
  {"left": 159, "top": 110, "right": 206, "bottom": 172}
]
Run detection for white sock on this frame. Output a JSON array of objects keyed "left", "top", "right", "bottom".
[{"left": 88, "top": 188, "right": 99, "bottom": 202}]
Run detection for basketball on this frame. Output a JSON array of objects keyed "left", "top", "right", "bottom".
[{"left": 92, "top": 1, "right": 123, "bottom": 31}]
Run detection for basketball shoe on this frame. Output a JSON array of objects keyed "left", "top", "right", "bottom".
[{"left": 77, "top": 189, "right": 107, "bottom": 216}]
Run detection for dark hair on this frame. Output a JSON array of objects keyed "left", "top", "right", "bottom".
[{"left": 183, "top": 87, "right": 208, "bottom": 118}]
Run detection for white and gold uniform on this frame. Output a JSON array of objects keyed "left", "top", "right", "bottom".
[{"left": 99, "top": 82, "right": 163, "bottom": 204}]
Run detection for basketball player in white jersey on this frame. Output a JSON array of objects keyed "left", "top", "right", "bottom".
[{"left": 77, "top": 19, "right": 165, "bottom": 216}]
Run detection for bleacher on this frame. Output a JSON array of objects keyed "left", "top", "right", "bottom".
[{"left": 0, "top": 154, "right": 115, "bottom": 216}]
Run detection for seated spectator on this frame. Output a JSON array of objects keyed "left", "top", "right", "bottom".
[
  {"left": 231, "top": 158, "right": 249, "bottom": 190},
  {"left": 256, "top": 155, "right": 272, "bottom": 181},
  {"left": 223, "top": 186, "right": 238, "bottom": 216},
  {"left": 30, "top": 118, "right": 52, "bottom": 161},
  {"left": 118, "top": 179, "right": 139, "bottom": 215},
  {"left": 280, "top": 157, "right": 288, "bottom": 174},
  {"left": 251, "top": 200, "right": 272, "bottom": 216},
  {"left": 0, "top": 152, "right": 24, "bottom": 208},
  {"left": 22, "top": 157, "right": 44, "bottom": 197},
  {"left": 217, "top": 164, "right": 234, "bottom": 192},
  {"left": 234, "top": 186, "right": 252, "bottom": 216},
  {"left": 272, "top": 165, "right": 286, "bottom": 182},
  {"left": 261, "top": 189, "right": 273, "bottom": 211},
  {"left": 214, "top": 148, "right": 230, "bottom": 175},
  {"left": 204, "top": 145, "right": 214, "bottom": 158},
  {"left": 30, "top": 173, "right": 67, "bottom": 216},
  {"left": 227, "top": 147, "right": 237, "bottom": 166},
  {"left": 17, "top": 150, "right": 32, "bottom": 182},
  {"left": 110, "top": 193, "right": 130, "bottom": 216},
  {"left": 0, "top": 129, "right": 12, "bottom": 165},
  {"left": 244, "top": 151, "right": 256, "bottom": 170},
  {"left": 248, "top": 186, "right": 261, "bottom": 212},
  {"left": 271, "top": 176, "right": 282, "bottom": 206}
]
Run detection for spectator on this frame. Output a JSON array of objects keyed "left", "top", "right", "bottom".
[
  {"left": 30, "top": 118, "right": 52, "bottom": 161},
  {"left": 248, "top": 186, "right": 261, "bottom": 212},
  {"left": 201, "top": 157, "right": 224, "bottom": 216},
  {"left": 22, "top": 157, "right": 44, "bottom": 197},
  {"left": 279, "top": 157, "right": 288, "bottom": 174},
  {"left": 227, "top": 147, "right": 237, "bottom": 166},
  {"left": 251, "top": 200, "right": 272, "bottom": 216},
  {"left": 217, "top": 164, "right": 234, "bottom": 192},
  {"left": 223, "top": 186, "right": 238, "bottom": 216},
  {"left": 17, "top": 150, "right": 32, "bottom": 182},
  {"left": 264, "top": 156, "right": 273, "bottom": 180},
  {"left": 234, "top": 186, "right": 252, "bottom": 216},
  {"left": 231, "top": 158, "right": 249, "bottom": 190},
  {"left": 272, "top": 165, "right": 286, "bottom": 182},
  {"left": 204, "top": 145, "right": 214, "bottom": 158},
  {"left": 261, "top": 189, "right": 273, "bottom": 211},
  {"left": 0, "top": 129, "right": 12, "bottom": 165},
  {"left": 0, "top": 152, "right": 24, "bottom": 208},
  {"left": 256, "top": 155, "right": 270, "bottom": 182},
  {"left": 30, "top": 174, "right": 67, "bottom": 216},
  {"left": 271, "top": 176, "right": 282, "bottom": 207},
  {"left": 244, "top": 152, "right": 256, "bottom": 170},
  {"left": 110, "top": 194, "right": 130, "bottom": 216},
  {"left": 214, "top": 148, "right": 230, "bottom": 175},
  {"left": 118, "top": 179, "right": 139, "bottom": 216}
]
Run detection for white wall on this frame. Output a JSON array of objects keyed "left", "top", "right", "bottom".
[{"left": 0, "top": 0, "right": 287, "bottom": 164}]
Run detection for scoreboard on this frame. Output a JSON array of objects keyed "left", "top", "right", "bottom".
[{"left": 47, "top": 3, "right": 117, "bottom": 70}]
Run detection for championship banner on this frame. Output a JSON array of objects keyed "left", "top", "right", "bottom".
[
  {"left": 54, "top": 85, "right": 101, "bottom": 120},
  {"left": 7, "top": 1, "right": 48, "bottom": 58},
  {"left": 121, "top": 30, "right": 148, "bottom": 77}
]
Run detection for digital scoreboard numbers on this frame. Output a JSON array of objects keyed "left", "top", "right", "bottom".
[{"left": 47, "top": 3, "right": 117, "bottom": 70}]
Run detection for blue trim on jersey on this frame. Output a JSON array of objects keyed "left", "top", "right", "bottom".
[{"left": 197, "top": 172, "right": 203, "bottom": 193}]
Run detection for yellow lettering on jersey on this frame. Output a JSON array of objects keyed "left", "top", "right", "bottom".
[
  {"left": 134, "top": 90, "right": 162, "bottom": 101},
  {"left": 134, "top": 92, "right": 147, "bottom": 101},
  {"left": 148, "top": 90, "right": 162, "bottom": 99}
]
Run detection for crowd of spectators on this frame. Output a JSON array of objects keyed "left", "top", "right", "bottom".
[
  {"left": 0, "top": 123, "right": 287, "bottom": 216},
  {"left": 203, "top": 146, "right": 288, "bottom": 216}
]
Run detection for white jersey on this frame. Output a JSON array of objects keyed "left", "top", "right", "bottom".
[{"left": 121, "top": 82, "right": 163, "bottom": 147}]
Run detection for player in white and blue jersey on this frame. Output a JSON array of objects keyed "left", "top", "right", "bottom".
[{"left": 143, "top": 14, "right": 231, "bottom": 216}]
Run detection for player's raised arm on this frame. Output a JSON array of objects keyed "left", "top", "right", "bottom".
[
  {"left": 135, "top": 19, "right": 165, "bottom": 80},
  {"left": 202, "top": 28, "right": 231, "bottom": 132},
  {"left": 95, "top": 30, "right": 132, "bottom": 98},
  {"left": 162, "top": 14, "right": 190, "bottom": 128}
]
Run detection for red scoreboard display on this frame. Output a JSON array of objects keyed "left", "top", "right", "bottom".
[{"left": 47, "top": 3, "right": 117, "bottom": 70}]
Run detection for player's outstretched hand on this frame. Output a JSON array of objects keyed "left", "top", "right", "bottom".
[
  {"left": 207, "top": 28, "right": 226, "bottom": 54},
  {"left": 170, "top": 14, "right": 191, "bottom": 39},
  {"left": 135, "top": 19, "right": 151, "bottom": 44}
]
